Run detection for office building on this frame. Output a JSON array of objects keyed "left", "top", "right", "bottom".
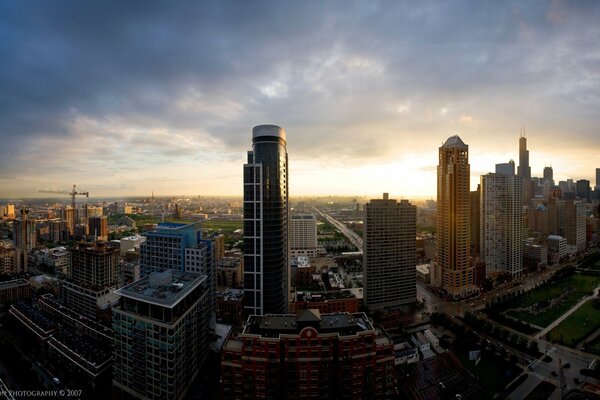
[
  {"left": 47, "top": 247, "right": 70, "bottom": 276},
  {"left": 89, "top": 215, "right": 108, "bottom": 241},
  {"left": 112, "top": 270, "right": 211, "bottom": 400},
  {"left": 61, "top": 206, "right": 76, "bottom": 236},
  {"left": 434, "top": 135, "right": 477, "bottom": 298},
  {"left": 363, "top": 193, "right": 416, "bottom": 312},
  {"left": 290, "top": 214, "right": 318, "bottom": 258},
  {"left": 243, "top": 124, "right": 289, "bottom": 315},
  {"left": 518, "top": 133, "right": 531, "bottom": 204},
  {"left": 480, "top": 173, "right": 524, "bottom": 278},
  {"left": 60, "top": 241, "right": 120, "bottom": 320},
  {"left": 221, "top": 310, "right": 395, "bottom": 400},
  {"left": 523, "top": 240, "right": 548, "bottom": 270},
  {"left": 48, "top": 219, "right": 69, "bottom": 243}
]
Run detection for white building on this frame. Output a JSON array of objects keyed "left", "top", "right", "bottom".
[
  {"left": 547, "top": 235, "right": 567, "bottom": 264},
  {"left": 119, "top": 235, "right": 146, "bottom": 256},
  {"left": 480, "top": 173, "right": 523, "bottom": 278},
  {"left": 290, "top": 214, "right": 317, "bottom": 258}
]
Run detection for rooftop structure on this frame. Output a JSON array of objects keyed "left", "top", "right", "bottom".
[{"left": 116, "top": 269, "right": 205, "bottom": 308}]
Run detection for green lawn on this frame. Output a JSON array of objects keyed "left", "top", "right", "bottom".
[
  {"left": 505, "top": 274, "right": 599, "bottom": 327},
  {"left": 202, "top": 219, "right": 242, "bottom": 232},
  {"left": 546, "top": 300, "right": 600, "bottom": 346}
]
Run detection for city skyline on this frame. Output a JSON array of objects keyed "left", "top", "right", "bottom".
[{"left": 1, "top": 1, "right": 600, "bottom": 198}]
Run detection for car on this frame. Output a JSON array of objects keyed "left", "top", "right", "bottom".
[
  {"left": 574, "top": 378, "right": 581, "bottom": 384},
  {"left": 551, "top": 371, "right": 558, "bottom": 377},
  {"left": 52, "top": 377, "right": 60, "bottom": 384},
  {"left": 563, "top": 363, "right": 571, "bottom": 369}
]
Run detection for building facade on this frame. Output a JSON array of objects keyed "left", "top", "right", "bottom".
[
  {"left": 290, "top": 214, "right": 318, "bottom": 258},
  {"left": 435, "top": 135, "right": 477, "bottom": 298},
  {"left": 221, "top": 310, "right": 395, "bottom": 400},
  {"left": 363, "top": 193, "right": 416, "bottom": 312},
  {"left": 480, "top": 173, "right": 524, "bottom": 278},
  {"left": 88, "top": 215, "right": 109, "bottom": 241},
  {"left": 243, "top": 124, "right": 289, "bottom": 315},
  {"left": 112, "top": 270, "right": 211, "bottom": 400}
]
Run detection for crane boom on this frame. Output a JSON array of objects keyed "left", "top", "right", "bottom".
[{"left": 39, "top": 184, "right": 89, "bottom": 226}]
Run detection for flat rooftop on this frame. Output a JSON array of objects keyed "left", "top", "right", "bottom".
[
  {"left": 244, "top": 311, "right": 373, "bottom": 338},
  {"left": 0, "top": 279, "right": 29, "bottom": 289},
  {"left": 117, "top": 270, "right": 206, "bottom": 308}
]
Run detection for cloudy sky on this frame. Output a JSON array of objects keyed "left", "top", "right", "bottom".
[{"left": 1, "top": 0, "right": 599, "bottom": 199}]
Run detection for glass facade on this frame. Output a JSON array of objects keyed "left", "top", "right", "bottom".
[{"left": 243, "top": 125, "right": 289, "bottom": 315}]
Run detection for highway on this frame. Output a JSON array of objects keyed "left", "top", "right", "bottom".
[{"left": 313, "top": 207, "right": 363, "bottom": 251}]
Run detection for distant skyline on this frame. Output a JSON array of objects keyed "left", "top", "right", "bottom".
[{"left": 1, "top": 1, "right": 599, "bottom": 198}]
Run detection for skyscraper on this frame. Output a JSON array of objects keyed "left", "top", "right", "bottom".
[
  {"left": 596, "top": 168, "right": 600, "bottom": 188},
  {"left": 243, "top": 125, "right": 289, "bottom": 315},
  {"left": 517, "top": 133, "right": 531, "bottom": 204},
  {"left": 435, "top": 135, "right": 477, "bottom": 299},
  {"left": 363, "top": 193, "right": 416, "bottom": 312},
  {"left": 480, "top": 173, "right": 523, "bottom": 278},
  {"left": 543, "top": 166, "right": 554, "bottom": 187}
]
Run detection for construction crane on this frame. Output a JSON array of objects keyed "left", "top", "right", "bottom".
[{"left": 39, "top": 184, "right": 89, "bottom": 224}]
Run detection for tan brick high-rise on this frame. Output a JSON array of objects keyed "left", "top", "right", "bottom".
[{"left": 434, "top": 135, "right": 477, "bottom": 299}]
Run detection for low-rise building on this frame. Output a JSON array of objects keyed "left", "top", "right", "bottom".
[{"left": 289, "top": 290, "right": 360, "bottom": 314}]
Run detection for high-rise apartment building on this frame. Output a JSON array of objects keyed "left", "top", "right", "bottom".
[
  {"left": 13, "top": 210, "right": 36, "bottom": 273},
  {"left": 221, "top": 310, "right": 395, "bottom": 400},
  {"left": 88, "top": 215, "right": 108, "bottom": 241},
  {"left": 243, "top": 124, "right": 289, "bottom": 315},
  {"left": 1, "top": 204, "right": 15, "bottom": 219},
  {"left": 140, "top": 221, "right": 215, "bottom": 326},
  {"left": 480, "top": 173, "right": 524, "bottom": 278},
  {"left": 564, "top": 200, "right": 587, "bottom": 254},
  {"left": 60, "top": 241, "right": 120, "bottom": 320},
  {"left": 140, "top": 222, "right": 204, "bottom": 276},
  {"left": 518, "top": 134, "right": 531, "bottom": 204},
  {"left": 290, "top": 214, "right": 318, "bottom": 258},
  {"left": 434, "top": 135, "right": 477, "bottom": 299},
  {"left": 48, "top": 219, "right": 69, "bottom": 243},
  {"left": 596, "top": 168, "right": 600, "bottom": 189},
  {"left": 363, "top": 193, "right": 416, "bottom": 312},
  {"left": 470, "top": 185, "right": 481, "bottom": 256},
  {"left": 113, "top": 270, "right": 211, "bottom": 400}
]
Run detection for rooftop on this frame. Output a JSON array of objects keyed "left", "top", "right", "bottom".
[
  {"left": 117, "top": 270, "right": 207, "bottom": 308},
  {"left": 252, "top": 124, "right": 286, "bottom": 141},
  {"left": 244, "top": 311, "right": 373, "bottom": 338},
  {"left": 0, "top": 278, "right": 29, "bottom": 289},
  {"left": 442, "top": 135, "right": 468, "bottom": 150}
]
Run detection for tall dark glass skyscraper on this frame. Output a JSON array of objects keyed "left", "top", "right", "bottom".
[{"left": 243, "top": 125, "right": 289, "bottom": 315}]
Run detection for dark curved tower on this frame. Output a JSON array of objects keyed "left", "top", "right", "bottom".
[{"left": 243, "top": 125, "right": 289, "bottom": 315}]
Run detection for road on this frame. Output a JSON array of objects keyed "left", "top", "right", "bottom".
[{"left": 313, "top": 207, "right": 363, "bottom": 251}]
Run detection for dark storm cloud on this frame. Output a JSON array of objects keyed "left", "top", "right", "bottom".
[{"left": 1, "top": 0, "right": 599, "bottom": 192}]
